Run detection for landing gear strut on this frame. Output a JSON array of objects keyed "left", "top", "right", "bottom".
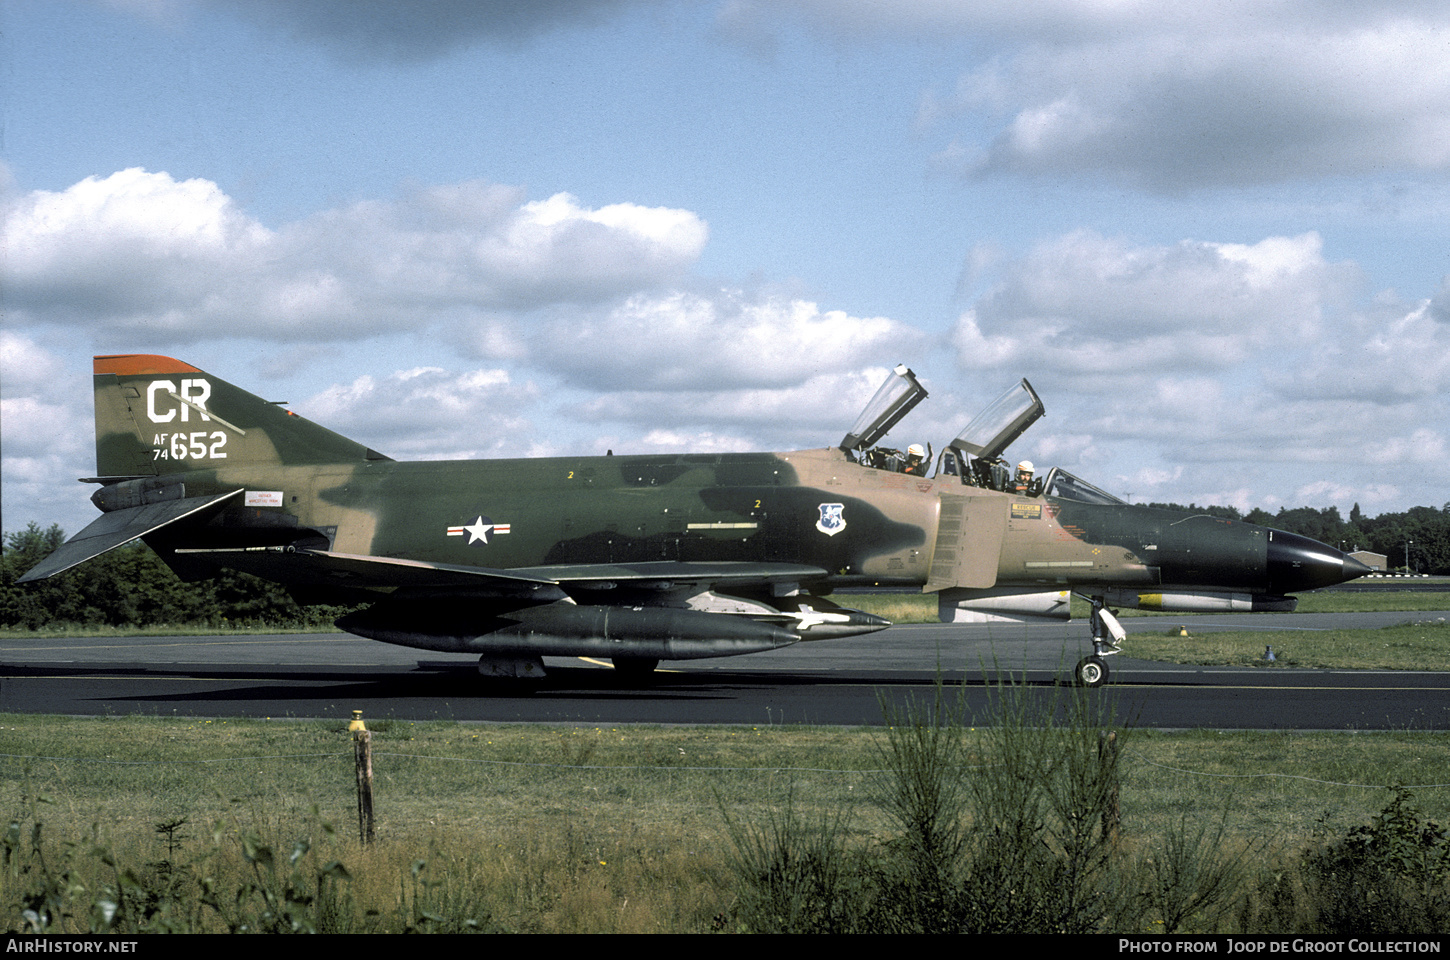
[{"left": 1073, "top": 595, "right": 1126, "bottom": 688}]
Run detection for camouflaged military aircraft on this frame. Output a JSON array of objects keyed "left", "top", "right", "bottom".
[{"left": 20, "top": 356, "right": 1371, "bottom": 686}]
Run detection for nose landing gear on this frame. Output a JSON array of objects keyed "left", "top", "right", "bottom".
[{"left": 1074, "top": 595, "right": 1125, "bottom": 688}]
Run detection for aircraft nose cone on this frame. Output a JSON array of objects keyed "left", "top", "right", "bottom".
[
  {"left": 1266, "top": 530, "right": 1372, "bottom": 593},
  {"left": 1343, "top": 555, "right": 1375, "bottom": 579}
]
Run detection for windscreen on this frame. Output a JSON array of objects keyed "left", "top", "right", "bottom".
[{"left": 1042, "top": 468, "right": 1126, "bottom": 505}]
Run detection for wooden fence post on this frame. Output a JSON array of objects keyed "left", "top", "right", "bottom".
[{"left": 350, "top": 710, "right": 376, "bottom": 845}]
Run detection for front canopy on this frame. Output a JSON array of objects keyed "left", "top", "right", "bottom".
[{"left": 839, "top": 364, "right": 928, "bottom": 452}]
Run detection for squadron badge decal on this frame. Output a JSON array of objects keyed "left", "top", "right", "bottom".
[
  {"left": 816, "top": 503, "right": 846, "bottom": 537},
  {"left": 447, "top": 515, "right": 512, "bottom": 545}
]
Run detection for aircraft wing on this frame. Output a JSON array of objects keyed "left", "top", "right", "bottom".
[
  {"left": 16, "top": 490, "right": 243, "bottom": 583},
  {"left": 291, "top": 549, "right": 563, "bottom": 592},
  {"left": 332, "top": 557, "right": 847, "bottom": 662}
]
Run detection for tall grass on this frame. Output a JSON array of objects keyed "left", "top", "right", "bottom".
[
  {"left": 3, "top": 714, "right": 1448, "bottom": 933},
  {"left": 723, "top": 682, "right": 1450, "bottom": 934},
  {"left": 725, "top": 682, "right": 1137, "bottom": 933}
]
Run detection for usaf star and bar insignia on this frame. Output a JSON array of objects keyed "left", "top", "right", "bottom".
[{"left": 446, "top": 515, "right": 512, "bottom": 545}]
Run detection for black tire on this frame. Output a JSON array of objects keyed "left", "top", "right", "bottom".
[{"left": 1075, "top": 655, "right": 1109, "bottom": 688}]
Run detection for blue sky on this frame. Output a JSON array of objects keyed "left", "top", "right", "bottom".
[{"left": 4, "top": 0, "right": 1449, "bottom": 536}]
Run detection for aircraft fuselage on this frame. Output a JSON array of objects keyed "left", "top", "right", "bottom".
[{"left": 139, "top": 445, "right": 1357, "bottom": 604}]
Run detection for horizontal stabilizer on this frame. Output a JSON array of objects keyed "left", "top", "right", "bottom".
[{"left": 16, "top": 490, "right": 242, "bottom": 583}]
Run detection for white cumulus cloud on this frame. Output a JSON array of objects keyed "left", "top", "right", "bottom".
[
  {"left": 954, "top": 230, "right": 1355, "bottom": 383},
  {"left": 2, "top": 169, "right": 708, "bottom": 342},
  {"left": 301, "top": 366, "right": 540, "bottom": 458},
  {"left": 528, "top": 290, "right": 918, "bottom": 392},
  {"left": 740, "top": 1, "right": 1450, "bottom": 190}
]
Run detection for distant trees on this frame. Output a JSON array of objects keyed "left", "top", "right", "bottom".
[
  {"left": 1144, "top": 503, "right": 1244, "bottom": 522},
  {"left": 1243, "top": 506, "right": 1349, "bottom": 546},
  {"left": 0, "top": 523, "right": 347, "bottom": 630},
  {"left": 1244, "top": 504, "right": 1450, "bottom": 574},
  {"left": 1352, "top": 504, "right": 1450, "bottom": 575}
]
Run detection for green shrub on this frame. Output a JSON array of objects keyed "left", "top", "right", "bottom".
[{"left": 1294, "top": 786, "right": 1450, "bottom": 934}]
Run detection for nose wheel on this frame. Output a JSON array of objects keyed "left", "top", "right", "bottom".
[
  {"left": 1075, "top": 655, "right": 1109, "bottom": 688},
  {"left": 1074, "top": 594, "right": 1126, "bottom": 687}
]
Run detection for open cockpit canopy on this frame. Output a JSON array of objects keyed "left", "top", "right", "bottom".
[
  {"left": 841, "top": 369, "right": 1124, "bottom": 502},
  {"left": 948, "top": 378, "right": 1043, "bottom": 460},
  {"left": 839, "top": 363, "right": 928, "bottom": 453}
]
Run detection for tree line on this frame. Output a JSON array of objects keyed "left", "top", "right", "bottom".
[
  {"left": 2, "top": 500, "right": 1446, "bottom": 629},
  {"left": 0, "top": 523, "right": 350, "bottom": 630}
]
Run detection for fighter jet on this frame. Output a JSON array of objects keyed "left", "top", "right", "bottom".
[{"left": 19, "top": 356, "right": 1371, "bottom": 685}]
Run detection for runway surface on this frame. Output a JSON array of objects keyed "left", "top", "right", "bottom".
[{"left": 1, "top": 610, "right": 1446, "bottom": 729}]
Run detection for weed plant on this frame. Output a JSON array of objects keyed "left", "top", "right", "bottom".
[
  {"left": 1133, "top": 806, "right": 1259, "bottom": 933},
  {"left": 723, "top": 798, "right": 867, "bottom": 934}
]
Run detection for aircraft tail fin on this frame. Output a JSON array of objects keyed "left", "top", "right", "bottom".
[{"left": 92, "top": 354, "right": 391, "bottom": 478}]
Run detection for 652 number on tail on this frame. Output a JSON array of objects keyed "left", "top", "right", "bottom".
[{"left": 151, "top": 431, "right": 227, "bottom": 460}]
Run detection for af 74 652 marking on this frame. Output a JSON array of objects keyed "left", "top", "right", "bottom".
[{"left": 151, "top": 430, "right": 228, "bottom": 460}]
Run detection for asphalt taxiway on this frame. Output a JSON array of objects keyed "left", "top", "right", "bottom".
[{"left": 1, "top": 610, "right": 1445, "bottom": 729}]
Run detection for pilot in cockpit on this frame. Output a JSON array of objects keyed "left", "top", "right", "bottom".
[
  {"left": 1012, "top": 460, "right": 1037, "bottom": 496},
  {"left": 903, "top": 444, "right": 927, "bottom": 476}
]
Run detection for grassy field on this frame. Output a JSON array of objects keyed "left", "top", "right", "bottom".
[
  {"left": 1125, "top": 619, "right": 1450, "bottom": 670},
  {"left": 849, "top": 589, "right": 1450, "bottom": 671},
  {"left": 3, "top": 712, "right": 1448, "bottom": 933}
]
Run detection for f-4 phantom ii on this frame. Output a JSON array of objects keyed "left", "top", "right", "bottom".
[{"left": 21, "top": 356, "right": 1371, "bottom": 686}]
